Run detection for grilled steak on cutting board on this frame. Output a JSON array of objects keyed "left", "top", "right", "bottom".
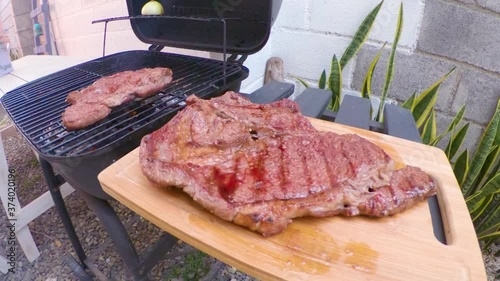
[
  {"left": 62, "top": 67, "right": 173, "bottom": 130},
  {"left": 139, "top": 92, "right": 437, "bottom": 236}
]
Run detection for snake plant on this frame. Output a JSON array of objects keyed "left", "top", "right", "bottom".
[
  {"left": 376, "top": 3, "right": 403, "bottom": 122},
  {"left": 297, "top": 0, "right": 384, "bottom": 111},
  {"left": 299, "top": 0, "right": 500, "bottom": 248}
]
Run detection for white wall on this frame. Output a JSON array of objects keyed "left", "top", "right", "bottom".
[
  {"left": 47, "top": 0, "right": 424, "bottom": 95},
  {"left": 241, "top": 0, "right": 425, "bottom": 95},
  {"left": 0, "top": 0, "right": 18, "bottom": 51},
  {"left": 49, "top": 0, "right": 209, "bottom": 59}
]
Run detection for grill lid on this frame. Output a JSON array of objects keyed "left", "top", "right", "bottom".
[{"left": 123, "top": 0, "right": 282, "bottom": 55}]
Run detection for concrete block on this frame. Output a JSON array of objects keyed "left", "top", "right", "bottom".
[
  {"left": 418, "top": 0, "right": 500, "bottom": 73},
  {"left": 82, "top": 0, "right": 106, "bottom": 9},
  {"left": 105, "top": 29, "right": 151, "bottom": 55},
  {"left": 455, "top": 0, "right": 476, "bottom": 4},
  {"left": 271, "top": 29, "right": 352, "bottom": 85},
  {"left": 0, "top": 12, "right": 13, "bottom": 29},
  {"left": 57, "top": 33, "right": 104, "bottom": 58},
  {"left": 452, "top": 70, "right": 500, "bottom": 125},
  {"left": 93, "top": 1, "right": 129, "bottom": 32},
  {"left": 309, "top": 0, "right": 424, "bottom": 49},
  {"left": 105, "top": 30, "right": 206, "bottom": 58},
  {"left": 53, "top": 8, "right": 103, "bottom": 39},
  {"left": 13, "top": 12, "right": 32, "bottom": 32},
  {"left": 11, "top": 0, "right": 31, "bottom": 16},
  {"left": 17, "top": 29, "right": 34, "bottom": 50},
  {"left": 0, "top": 1, "right": 12, "bottom": 23},
  {"left": 0, "top": 0, "right": 11, "bottom": 17},
  {"left": 273, "top": 0, "right": 307, "bottom": 29},
  {"left": 21, "top": 46, "right": 33, "bottom": 56},
  {"left": 477, "top": 0, "right": 500, "bottom": 13},
  {"left": 49, "top": 0, "right": 83, "bottom": 19},
  {"left": 352, "top": 45, "right": 460, "bottom": 112},
  {"left": 51, "top": 19, "right": 62, "bottom": 40}
]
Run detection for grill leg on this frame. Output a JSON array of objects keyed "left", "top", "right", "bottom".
[
  {"left": 78, "top": 191, "right": 147, "bottom": 281},
  {"left": 39, "top": 159, "right": 88, "bottom": 267}
]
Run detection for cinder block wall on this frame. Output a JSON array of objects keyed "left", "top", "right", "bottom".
[{"left": 270, "top": 0, "right": 500, "bottom": 150}]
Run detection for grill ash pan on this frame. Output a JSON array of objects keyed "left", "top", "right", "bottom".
[{"left": 1, "top": 50, "right": 248, "bottom": 198}]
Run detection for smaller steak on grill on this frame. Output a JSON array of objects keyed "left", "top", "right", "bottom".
[
  {"left": 62, "top": 67, "right": 173, "bottom": 130},
  {"left": 139, "top": 92, "right": 437, "bottom": 236}
]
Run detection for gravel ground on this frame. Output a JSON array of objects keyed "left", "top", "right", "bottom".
[
  {"left": 0, "top": 127, "right": 257, "bottom": 281},
  {"left": 0, "top": 121, "right": 498, "bottom": 281}
]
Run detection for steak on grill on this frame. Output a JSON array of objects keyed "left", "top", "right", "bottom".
[
  {"left": 139, "top": 92, "right": 437, "bottom": 236},
  {"left": 62, "top": 67, "right": 173, "bottom": 130}
]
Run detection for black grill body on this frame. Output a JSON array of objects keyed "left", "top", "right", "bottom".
[
  {"left": 1, "top": 51, "right": 248, "bottom": 199},
  {"left": 0, "top": 1, "right": 279, "bottom": 278}
]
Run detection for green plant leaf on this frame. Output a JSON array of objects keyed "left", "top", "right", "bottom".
[
  {"left": 402, "top": 92, "right": 417, "bottom": 110},
  {"left": 469, "top": 196, "right": 486, "bottom": 216},
  {"left": 466, "top": 172, "right": 500, "bottom": 210},
  {"left": 495, "top": 114, "right": 500, "bottom": 146},
  {"left": 478, "top": 231, "right": 500, "bottom": 242},
  {"left": 485, "top": 157, "right": 500, "bottom": 184},
  {"left": 473, "top": 145, "right": 500, "bottom": 189},
  {"left": 445, "top": 123, "right": 469, "bottom": 160},
  {"left": 421, "top": 109, "right": 437, "bottom": 145},
  {"left": 476, "top": 193, "right": 500, "bottom": 233},
  {"left": 463, "top": 99, "right": 500, "bottom": 197},
  {"left": 329, "top": 55, "right": 342, "bottom": 112},
  {"left": 483, "top": 224, "right": 500, "bottom": 249},
  {"left": 412, "top": 68, "right": 456, "bottom": 128},
  {"left": 431, "top": 105, "right": 466, "bottom": 147},
  {"left": 339, "top": 1, "right": 384, "bottom": 70},
  {"left": 376, "top": 3, "right": 403, "bottom": 122},
  {"left": 446, "top": 104, "right": 466, "bottom": 133},
  {"left": 453, "top": 149, "right": 469, "bottom": 187},
  {"left": 296, "top": 77, "right": 310, "bottom": 88},
  {"left": 361, "top": 43, "right": 387, "bottom": 99},
  {"left": 318, "top": 70, "right": 327, "bottom": 90},
  {"left": 414, "top": 87, "right": 439, "bottom": 129},
  {"left": 430, "top": 132, "right": 446, "bottom": 147},
  {"left": 472, "top": 194, "right": 494, "bottom": 222},
  {"left": 330, "top": 95, "right": 340, "bottom": 112}
]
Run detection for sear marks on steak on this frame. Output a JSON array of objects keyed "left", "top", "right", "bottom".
[
  {"left": 139, "top": 92, "right": 437, "bottom": 236},
  {"left": 62, "top": 67, "right": 173, "bottom": 130}
]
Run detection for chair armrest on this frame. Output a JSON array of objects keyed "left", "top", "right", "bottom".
[
  {"left": 246, "top": 81, "right": 294, "bottom": 104},
  {"left": 294, "top": 88, "right": 331, "bottom": 118}
]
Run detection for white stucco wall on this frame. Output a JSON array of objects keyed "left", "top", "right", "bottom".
[{"left": 241, "top": 0, "right": 425, "bottom": 95}]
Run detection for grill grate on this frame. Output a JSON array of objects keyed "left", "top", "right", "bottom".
[{"left": 1, "top": 50, "right": 248, "bottom": 158}]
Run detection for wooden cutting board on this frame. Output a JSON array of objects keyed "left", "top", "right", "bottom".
[{"left": 98, "top": 118, "right": 487, "bottom": 281}]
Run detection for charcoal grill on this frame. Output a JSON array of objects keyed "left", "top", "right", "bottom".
[
  {"left": 0, "top": 1, "right": 285, "bottom": 280},
  {"left": 3, "top": 51, "right": 248, "bottom": 199}
]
